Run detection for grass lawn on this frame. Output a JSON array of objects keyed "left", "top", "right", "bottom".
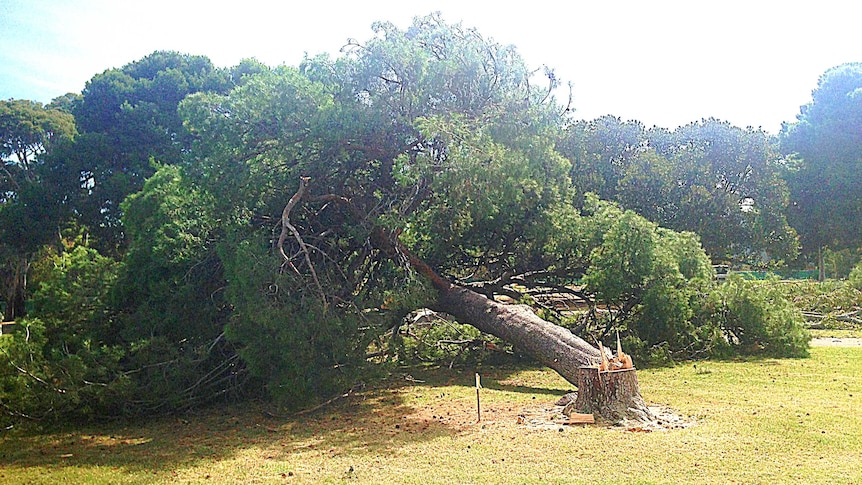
[
  {"left": 810, "top": 328, "right": 862, "bottom": 339},
  {"left": 1, "top": 346, "right": 860, "bottom": 484}
]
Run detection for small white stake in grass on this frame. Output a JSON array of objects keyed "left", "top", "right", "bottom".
[{"left": 475, "top": 373, "right": 482, "bottom": 422}]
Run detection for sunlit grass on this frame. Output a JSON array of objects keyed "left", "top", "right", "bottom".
[
  {"left": 1, "top": 347, "right": 860, "bottom": 484},
  {"left": 810, "top": 328, "right": 862, "bottom": 338}
]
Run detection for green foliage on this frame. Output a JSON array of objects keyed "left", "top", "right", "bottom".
[
  {"left": 392, "top": 316, "right": 512, "bottom": 367},
  {"left": 0, "top": 99, "right": 76, "bottom": 177},
  {"left": 561, "top": 116, "right": 798, "bottom": 264},
  {"left": 178, "top": 65, "right": 330, "bottom": 221},
  {"left": 31, "top": 247, "right": 119, "bottom": 342},
  {"left": 700, "top": 275, "right": 810, "bottom": 357},
  {"left": 0, "top": 248, "right": 130, "bottom": 423},
  {"left": 785, "top": 278, "right": 862, "bottom": 314},
  {"left": 53, "top": 51, "right": 260, "bottom": 253},
  {"left": 219, "top": 238, "right": 370, "bottom": 409},
  {"left": 404, "top": 114, "right": 571, "bottom": 274},
  {"left": 849, "top": 261, "right": 862, "bottom": 291},
  {"left": 776, "top": 278, "right": 862, "bottom": 331},
  {"left": 112, "top": 164, "right": 237, "bottom": 413},
  {"left": 780, "top": 63, "right": 862, "bottom": 255},
  {"left": 578, "top": 197, "right": 724, "bottom": 361},
  {"left": 824, "top": 247, "right": 862, "bottom": 280},
  {"left": 566, "top": 196, "right": 804, "bottom": 362}
]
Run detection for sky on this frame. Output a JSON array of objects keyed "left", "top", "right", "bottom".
[{"left": 1, "top": 0, "right": 860, "bottom": 134}]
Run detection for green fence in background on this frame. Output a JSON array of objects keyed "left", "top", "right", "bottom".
[{"left": 734, "top": 270, "right": 820, "bottom": 280}]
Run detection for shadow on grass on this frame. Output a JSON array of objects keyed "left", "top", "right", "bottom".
[
  {"left": 0, "top": 396, "right": 438, "bottom": 475},
  {"left": 484, "top": 382, "right": 572, "bottom": 396},
  {"left": 0, "top": 363, "right": 567, "bottom": 477}
]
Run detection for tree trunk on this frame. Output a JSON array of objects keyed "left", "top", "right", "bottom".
[
  {"left": 431, "top": 285, "right": 653, "bottom": 423},
  {"left": 369, "top": 227, "right": 653, "bottom": 422},
  {"left": 818, "top": 246, "right": 825, "bottom": 282},
  {"left": 2, "top": 257, "right": 27, "bottom": 320},
  {"left": 573, "top": 367, "right": 653, "bottom": 423},
  {"left": 432, "top": 285, "right": 601, "bottom": 383}
]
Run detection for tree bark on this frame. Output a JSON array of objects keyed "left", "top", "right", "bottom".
[
  {"left": 3, "top": 257, "right": 28, "bottom": 320},
  {"left": 371, "top": 229, "right": 603, "bottom": 378},
  {"left": 432, "top": 285, "right": 653, "bottom": 423},
  {"left": 573, "top": 367, "right": 653, "bottom": 423},
  {"left": 432, "top": 285, "right": 601, "bottom": 383}
]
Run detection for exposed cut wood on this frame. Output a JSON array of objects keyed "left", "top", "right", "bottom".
[
  {"left": 574, "top": 367, "right": 653, "bottom": 423},
  {"left": 563, "top": 413, "right": 596, "bottom": 425}
]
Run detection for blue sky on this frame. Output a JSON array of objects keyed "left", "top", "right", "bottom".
[{"left": 1, "top": 0, "right": 860, "bottom": 133}]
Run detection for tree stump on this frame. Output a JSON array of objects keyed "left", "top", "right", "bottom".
[{"left": 574, "top": 367, "right": 654, "bottom": 423}]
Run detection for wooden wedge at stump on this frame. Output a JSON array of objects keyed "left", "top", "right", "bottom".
[{"left": 564, "top": 413, "right": 596, "bottom": 425}]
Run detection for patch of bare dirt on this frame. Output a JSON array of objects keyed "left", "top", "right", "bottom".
[{"left": 513, "top": 393, "right": 695, "bottom": 432}]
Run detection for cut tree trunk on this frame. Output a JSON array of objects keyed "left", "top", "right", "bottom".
[
  {"left": 432, "top": 285, "right": 653, "bottom": 423},
  {"left": 433, "top": 285, "right": 602, "bottom": 384},
  {"left": 370, "top": 227, "right": 654, "bottom": 423},
  {"left": 573, "top": 367, "right": 653, "bottom": 423}
]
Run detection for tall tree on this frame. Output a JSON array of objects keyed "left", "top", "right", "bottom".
[
  {"left": 649, "top": 119, "right": 797, "bottom": 264},
  {"left": 780, "top": 63, "right": 862, "bottom": 272},
  {"left": 0, "top": 100, "right": 76, "bottom": 319},
  {"left": 0, "top": 99, "right": 75, "bottom": 196},
  {"left": 55, "top": 51, "right": 249, "bottom": 252},
  {"left": 559, "top": 115, "right": 645, "bottom": 203},
  {"left": 560, "top": 117, "right": 798, "bottom": 264}
]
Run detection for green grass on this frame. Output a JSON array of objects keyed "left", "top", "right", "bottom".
[
  {"left": 810, "top": 328, "right": 862, "bottom": 338},
  {"left": 1, "top": 347, "right": 860, "bottom": 484}
]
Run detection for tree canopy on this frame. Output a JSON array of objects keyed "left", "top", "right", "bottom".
[
  {"left": 780, "top": 62, "right": 862, "bottom": 257},
  {"left": 0, "top": 100, "right": 77, "bottom": 319},
  {"left": 560, "top": 116, "right": 798, "bottom": 264},
  {"left": 0, "top": 99, "right": 76, "bottom": 197}
]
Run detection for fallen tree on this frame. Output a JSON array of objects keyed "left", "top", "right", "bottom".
[
  {"left": 174, "top": 16, "right": 722, "bottom": 418},
  {"left": 284, "top": 182, "right": 656, "bottom": 423},
  {"left": 434, "top": 284, "right": 653, "bottom": 422}
]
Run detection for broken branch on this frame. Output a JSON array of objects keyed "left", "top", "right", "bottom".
[{"left": 279, "top": 177, "right": 327, "bottom": 308}]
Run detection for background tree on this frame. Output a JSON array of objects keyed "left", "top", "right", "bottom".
[
  {"left": 560, "top": 117, "right": 798, "bottom": 265},
  {"left": 780, "top": 62, "right": 862, "bottom": 276},
  {"left": 559, "top": 115, "right": 645, "bottom": 204},
  {"left": 53, "top": 51, "right": 263, "bottom": 253},
  {"left": 0, "top": 100, "right": 76, "bottom": 319},
  {"left": 0, "top": 99, "right": 76, "bottom": 190},
  {"left": 649, "top": 119, "right": 797, "bottom": 264}
]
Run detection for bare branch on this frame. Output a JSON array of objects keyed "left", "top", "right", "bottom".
[{"left": 278, "top": 177, "right": 327, "bottom": 309}]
